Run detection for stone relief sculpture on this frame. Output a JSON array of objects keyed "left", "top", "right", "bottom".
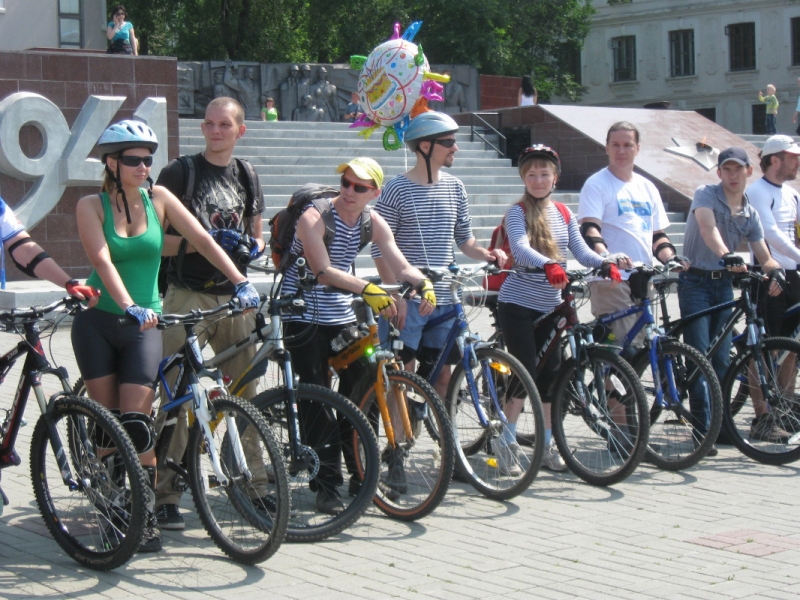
[
  {"left": 293, "top": 94, "right": 324, "bottom": 122},
  {"left": 178, "top": 61, "right": 478, "bottom": 121},
  {"left": 223, "top": 60, "right": 261, "bottom": 120},
  {"left": 311, "top": 66, "right": 339, "bottom": 122}
]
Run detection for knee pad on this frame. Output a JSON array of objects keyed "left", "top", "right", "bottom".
[
  {"left": 93, "top": 408, "right": 121, "bottom": 451},
  {"left": 120, "top": 412, "right": 156, "bottom": 455}
]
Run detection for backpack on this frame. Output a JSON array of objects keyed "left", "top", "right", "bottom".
[
  {"left": 484, "top": 201, "right": 571, "bottom": 291},
  {"left": 268, "top": 183, "right": 373, "bottom": 274},
  {"left": 157, "top": 154, "right": 260, "bottom": 294}
]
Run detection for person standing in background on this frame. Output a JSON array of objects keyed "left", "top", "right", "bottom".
[
  {"left": 758, "top": 85, "right": 779, "bottom": 135},
  {"left": 261, "top": 97, "right": 278, "bottom": 122},
  {"left": 790, "top": 78, "right": 800, "bottom": 137},
  {"left": 518, "top": 75, "right": 537, "bottom": 107},
  {"left": 107, "top": 4, "right": 137, "bottom": 55}
]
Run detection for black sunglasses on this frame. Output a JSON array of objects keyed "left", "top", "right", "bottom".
[
  {"left": 118, "top": 155, "right": 153, "bottom": 168},
  {"left": 115, "top": 12, "right": 125, "bottom": 16},
  {"left": 340, "top": 176, "right": 376, "bottom": 193},
  {"left": 433, "top": 138, "right": 457, "bottom": 148}
]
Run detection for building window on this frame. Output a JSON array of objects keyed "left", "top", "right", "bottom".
[
  {"left": 792, "top": 18, "right": 800, "bottom": 66},
  {"left": 611, "top": 36, "right": 636, "bottom": 82},
  {"left": 559, "top": 42, "right": 582, "bottom": 85},
  {"left": 752, "top": 104, "right": 766, "bottom": 134},
  {"left": 727, "top": 22, "right": 755, "bottom": 71},
  {"left": 669, "top": 30, "right": 695, "bottom": 77},
  {"left": 59, "top": 0, "right": 82, "bottom": 48},
  {"left": 695, "top": 108, "right": 716, "bottom": 123}
]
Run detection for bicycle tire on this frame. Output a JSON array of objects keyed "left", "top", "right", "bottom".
[
  {"left": 29, "top": 395, "right": 149, "bottom": 570},
  {"left": 551, "top": 347, "right": 649, "bottom": 486},
  {"left": 252, "top": 384, "right": 380, "bottom": 542},
  {"left": 721, "top": 336, "right": 800, "bottom": 465},
  {"left": 446, "top": 346, "right": 545, "bottom": 501},
  {"left": 185, "top": 393, "right": 289, "bottom": 564},
  {"left": 351, "top": 368, "right": 455, "bottom": 521},
  {"left": 631, "top": 340, "right": 723, "bottom": 470}
]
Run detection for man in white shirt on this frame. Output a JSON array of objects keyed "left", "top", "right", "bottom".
[{"left": 577, "top": 121, "right": 680, "bottom": 346}]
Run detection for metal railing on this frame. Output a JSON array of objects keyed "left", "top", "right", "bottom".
[{"left": 468, "top": 112, "right": 506, "bottom": 156}]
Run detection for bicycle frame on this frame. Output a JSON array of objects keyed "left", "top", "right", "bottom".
[{"left": 0, "top": 304, "right": 84, "bottom": 493}]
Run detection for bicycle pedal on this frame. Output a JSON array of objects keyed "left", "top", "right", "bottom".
[{"left": 207, "top": 474, "right": 221, "bottom": 489}]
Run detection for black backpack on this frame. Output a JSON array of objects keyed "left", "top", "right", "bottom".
[{"left": 268, "top": 183, "right": 372, "bottom": 274}]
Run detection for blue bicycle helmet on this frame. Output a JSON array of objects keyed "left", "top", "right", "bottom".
[
  {"left": 404, "top": 111, "right": 460, "bottom": 183},
  {"left": 403, "top": 111, "right": 459, "bottom": 146},
  {"left": 97, "top": 119, "right": 158, "bottom": 161}
]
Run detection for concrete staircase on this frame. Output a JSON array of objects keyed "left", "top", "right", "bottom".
[{"left": 179, "top": 119, "right": 687, "bottom": 268}]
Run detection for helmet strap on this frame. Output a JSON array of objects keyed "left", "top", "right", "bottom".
[
  {"left": 113, "top": 161, "right": 133, "bottom": 225},
  {"left": 417, "top": 144, "right": 435, "bottom": 184}
]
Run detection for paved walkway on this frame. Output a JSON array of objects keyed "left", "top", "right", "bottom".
[{"left": 2, "top": 312, "right": 800, "bottom": 599}]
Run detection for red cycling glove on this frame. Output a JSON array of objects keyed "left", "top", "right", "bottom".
[
  {"left": 543, "top": 263, "right": 568, "bottom": 286},
  {"left": 600, "top": 261, "right": 622, "bottom": 283},
  {"left": 66, "top": 279, "right": 100, "bottom": 299}
]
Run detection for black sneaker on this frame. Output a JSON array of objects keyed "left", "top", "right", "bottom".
[
  {"left": 382, "top": 446, "right": 408, "bottom": 494},
  {"left": 156, "top": 503, "right": 185, "bottom": 531},
  {"left": 315, "top": 487, "right": 344, "bottom": 516},
  {"left": 348, "top": 475, "right": 362, "bottom": 498},
  {"left": 138, "top": 511, "right": 163, "bottom": 553}
]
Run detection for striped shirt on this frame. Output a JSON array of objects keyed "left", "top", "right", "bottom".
[
  {"left": 372, "top": 173, "right": 474, "bottom": 303},
  {"left": 498, "top": 202, "right": 605, "bottom": 312},
  {"left": 281, "top": 200, "right": 362, "bottom": 325}
]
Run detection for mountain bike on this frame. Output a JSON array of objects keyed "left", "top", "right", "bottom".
[{"left": 0, "top": 297, "right": 148, "bottom": 570}]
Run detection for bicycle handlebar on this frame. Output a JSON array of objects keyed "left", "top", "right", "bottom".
[{"left": 0, "top": 296, "right": 84, "bottom": 325}]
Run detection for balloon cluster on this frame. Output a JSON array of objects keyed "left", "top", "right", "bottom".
[{"left": 350, "top": 22, "right": 450, "bottom": 150}]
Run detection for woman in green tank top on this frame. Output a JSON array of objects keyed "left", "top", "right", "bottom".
[{"left": 73, "top": 120, "right": 260, "bottom": 553}]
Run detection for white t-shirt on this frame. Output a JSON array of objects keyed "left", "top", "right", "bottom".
[
  {"left": 577, "top": 167, "right": 670, "bottom": 270},
  {"left": 0, "top": 197, "right": 25, "bottom": 243},
  {"left": 746, "top": 176, "right": 800, "bottom": 269}
]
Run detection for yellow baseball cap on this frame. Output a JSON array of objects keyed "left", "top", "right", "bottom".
[{"left": 336, "top": 157, "right": 384, "bottom": 188}]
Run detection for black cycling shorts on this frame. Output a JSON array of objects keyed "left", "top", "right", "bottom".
[{"left": 71, "top": 308, "right": 162, "bottom": 388}]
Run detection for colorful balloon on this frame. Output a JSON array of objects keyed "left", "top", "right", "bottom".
[{"left": 351, "top": 22, "right": 450, "bottom": 151}]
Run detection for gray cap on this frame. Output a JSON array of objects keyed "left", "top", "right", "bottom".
[{"left": 717, "top": 147, "right": 749, "bottom": 167}]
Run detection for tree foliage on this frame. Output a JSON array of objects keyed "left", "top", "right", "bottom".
[{"left": 123, "top": 0, "right": 594, "bottom": 100}]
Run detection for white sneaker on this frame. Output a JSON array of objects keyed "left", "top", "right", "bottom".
[
  {"left": 493, "top": 439, "right": 522, "bottom": 476},
  {"left": 542, "top": 441, "right": 568, "bottom": 472}
]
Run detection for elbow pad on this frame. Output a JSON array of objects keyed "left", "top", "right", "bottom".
[
  {"left": 579, "top": 222, "right": 606, "bottom": 250},
  {"left": 7, "top": 238, "right": 49, "bottom": 278}
]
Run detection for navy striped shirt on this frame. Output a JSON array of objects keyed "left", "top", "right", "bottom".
[
  {"left": 372, "top": 173, "right": 474, "bottom": 303},
  {"left": 282, "top": 200, "right": 362, "bottom": 325},
  {"left": 498, "top": 202, "right": 605, "bottom": 312}
]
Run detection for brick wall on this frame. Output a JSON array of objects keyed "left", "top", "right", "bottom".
[
  {"left": 479, "top": 75, "right": 521, "bottom": 110},
  {"left": 0, "top": 49, "right": 178, "bottom": 280}
]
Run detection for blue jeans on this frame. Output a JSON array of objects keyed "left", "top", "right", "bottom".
[
  {"left": 678, "top": 272, "right": 733, "bottom": 434},
  {"left": 765, "top": 114, "right": 777, "bottom": 135}
]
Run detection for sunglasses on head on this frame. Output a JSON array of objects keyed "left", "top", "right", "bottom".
[
  {"left": 340, "top": 176, "right": 376, "bottom": 193},
  {"left": 118, "top": 155, "right": 153, "bottom": 168},
  {"left": 433, "top": 138, "right": 457, "bottom": 148}
]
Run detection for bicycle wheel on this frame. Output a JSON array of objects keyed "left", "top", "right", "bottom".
[
  {"left": 446, "top": 346, "right": 546, "bottom": 501},
  {"left": 29, "top": 395, "right": 149, "bottom": 571},
  {"left": 252, "top": 384, "right": 380, "bottom": 542},
  {"left": 631, "top": 339, "right": 723, "bottom": 470},
  {"left": 721, "top": 336, "right": 800, "bottom": 465},
  {"left": 552, "top": 347, "right": 648, "bottom": 486},
  {"left": 186, "top": 394, "right": 289, "bottom": 564},
  {"left": 351, "top": 368, "right": 455, "bottom": 521}
]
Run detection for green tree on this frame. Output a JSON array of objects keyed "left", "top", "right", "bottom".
[{"left": 125, "top": 0, "right": 593, "bottom": 100}]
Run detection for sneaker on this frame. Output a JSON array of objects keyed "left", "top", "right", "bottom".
[
  {"left": 156, "top": 503, "right": 185, "bottom": 531},
  {"left": 252, "top": 494, "right": 278, "bottom": 516},
  {"left": 138, "top": 511, "right": 162, "bottom": 553},
  {"left": 750, "top": 413, "right": 791, "bottom": 443},
  {"left": 542, "top": 441, "right": 567, "bottom": 472},
  {"left": 383, "top": 446, "right": 408, "bottom": 494},
  {"left": 348, "top": 475, "right": 362, "bottom": 498},
  {"left": 492, "top": 439, "right": 522, "bottom": 476},
  {"left": 315, "top": 487, "right": 344, "bottom": 516}
]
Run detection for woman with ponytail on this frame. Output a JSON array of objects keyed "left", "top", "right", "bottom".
[
  {"left": 73, "top": 120, "right": 260, "bottom": 552},
  {"left": 495, "top": 145, "right": 629, "bottom": 474}
]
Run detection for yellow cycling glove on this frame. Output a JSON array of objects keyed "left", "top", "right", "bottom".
[
  {"left": 362, "top": 282, "right": 394, "bottom": 313},
  {"left": 418, "top": 279, "right": 436, "bottom": 307}
]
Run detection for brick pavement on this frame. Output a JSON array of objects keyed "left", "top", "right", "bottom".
[{"left": 1, "top": 303, "right": 800, "bottom": 599}]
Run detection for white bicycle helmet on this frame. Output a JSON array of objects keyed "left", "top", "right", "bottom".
[
  {"left": 97, "top": 119, "right": 158, "bottom": 161},
  {"left": 404, "top": 111, "right": 460, "bottom": 183}
]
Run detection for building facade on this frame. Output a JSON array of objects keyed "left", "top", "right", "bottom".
[
  {"left": 566, "top": 0, "right": 800, "bottom": 135},
  {"left": 0, "top": 0, "right": 107, "bottom": 53}
]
